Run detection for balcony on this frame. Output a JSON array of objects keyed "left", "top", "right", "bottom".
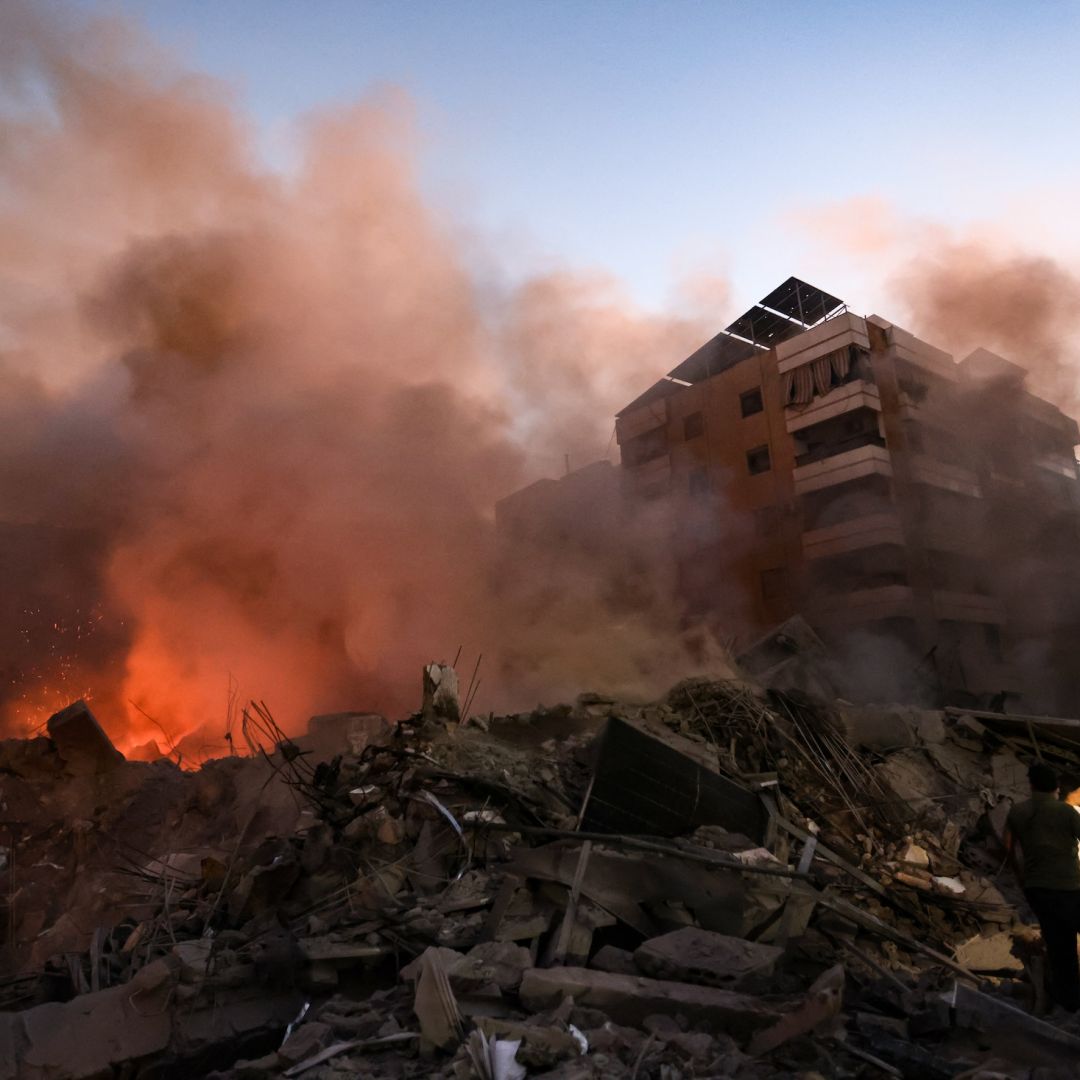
[
  {"left": 1023, "top": 393, "right": 1080, "bottom": 442},
  {"left": 908, "top": 454, "right": 981, "bottom": 497},
  {"left": 776, "top": 312, "right": 871, "bottom": 374},
  {"left": 810, "top": 584, "right": 916, "bottom": 626},
  {"left": 868, "top": 317, "right": 957, "bottom": 382},
  {"left": 933, "top": 590, "right": 1005, "bottom": 625},
  {"left": 1035, "top": 452, "right": 1078, "bottom": 479},
  {"left": 802, "top": 512, "right": 904, "bottom": 560},
  {"left": 896, "top": 389, "right": 960, "bottom": 427},
  {"left": 917, "top": 520, "right": 977, "bottom": 554},
  {"left": 785, "top": 379, "right": 881, "bottom": 434},
  {"left": 793, "top": 442, "right": 893, "bottom": 496}
]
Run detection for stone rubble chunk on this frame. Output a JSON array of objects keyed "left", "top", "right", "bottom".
[
  {"left": 519, "top": 966, "right": 778, "bottom": 1036},
  {"left": 46, "top": 700, "right": 125, "bottom": 775},
  {"left": 634, "top": 927, "right": 783, "bottom": 989},
  {"left": 900, "top": 841, "right": 930, "bottom": 867},
  {"left": 423, "top": 662, "right": 461, "bottom": 722}
]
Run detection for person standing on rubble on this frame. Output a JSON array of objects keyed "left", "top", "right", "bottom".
[{"left": 1005, "top": 763, "right": 1080, "bottom": 1012}]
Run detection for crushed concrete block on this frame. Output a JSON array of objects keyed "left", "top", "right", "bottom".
[
  {"left": 954, "top": 931, "right": 1023, "bottom": 973},
  {"left": 19, "top": 980, "right": 173, "bottom": 1079},
  {"left": 278, "top": 1021, "right": 333, "bottom": 1065},
  {"left": 459, "top": 941, "right": 533, "bottom": 992},
  {"left": 46, "top": 700, "right": 124, "bottom": 774},
  {"left": 913, "top": 710, "right": 947, "bottom": 744},
  {"left": 835, "top": 704, "right": 918, "bottom": 751},
  {"left": 900, "top": 842, "right": 930, "bottom": 868},
  {"left": 634, "top": 927, "right": 782, "bottom": 989},
  {"left": 519, "top": 967, "right": 778, "bottom": 1035},
  {"left": 172, "top": 987, "right": 302, "bottom": 1057},
  {"left": 423, "top": 663, "right": 461, "bottom": 722},
  {"left": 590, "top": 945, "right": 638, "bottom": 975},
  {"left": 0, "top": 735, "right": 62, "bottom": 779}
]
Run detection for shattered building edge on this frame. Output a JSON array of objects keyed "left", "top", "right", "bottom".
[{"left": 501, "top": 276, "right": 1080, "bottom": 713}]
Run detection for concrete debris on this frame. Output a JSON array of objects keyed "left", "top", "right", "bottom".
[
  {"left": 423, "top": 662, "right": 461, "bottom": 723},
  {"left": 746, "top": 963, "right": 845, "bottom": 1056},
  {"left": 954, "top": 931, "right": 1025, "bottom": 974},
  {"left": 45, "top": 699, "right": 125, "bottom": 774},
  {"left": 4, "top": 661, "right": 1080, "bottom": 1078},
  {"left": 518, "top": 966, "right": 779, "bottom": 1033},
  {"left": 633, "top": 927, "right": 782, "bottom": 988},
  {"left": 900, "top": 841, "right": 931, "bottom": 867}
]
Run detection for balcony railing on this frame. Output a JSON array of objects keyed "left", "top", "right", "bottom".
[
  {"left": 795, "top": 433, "right": 886, "bottom": 468},
  {"left": 802, "top": 512, "right": 905, "bottom": 560},
  {"left": 793, "top": 443, "right": 893, "bottom": 496}
]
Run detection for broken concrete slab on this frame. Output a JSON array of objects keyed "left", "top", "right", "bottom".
[
  {"left": 949, "top": 982, "right": 1080, "bottom": 1062},
  {"left": 46, "top": 700, "right": 124, "bottom": 774},
  {"left": 953, "top": 931, "right": 1023, "bottom": 973},
  {"left": 457, "top": 941, "right": 533, "bottom": 993},
  {"left": 519, "top": 967, "right": 778, "bottom": 1035},
  {"left": 278, "top": 1021, "right": 333, "bottom": 1066},
  {"left": 590, "top": 945, "right": 638, "bottom": 976},
  {"left": 18, "top": 976, "right": 174, "bottom": 1079},
  {"left": 634, "top": 927, "right": 782, "bottom": 989}
]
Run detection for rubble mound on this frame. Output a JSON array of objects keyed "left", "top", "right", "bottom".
[{"left": 0, "top": 676, "right": 1076, "bottom": 1078}]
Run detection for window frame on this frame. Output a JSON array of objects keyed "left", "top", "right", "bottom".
[
  {"left": 746, "top": 444, "right": 771, "bottom": 476},
  {"left": 740, "top": 388, "right": 764, "bottom": 418}
]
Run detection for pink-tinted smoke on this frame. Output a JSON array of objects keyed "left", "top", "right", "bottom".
[{"left": 0, "top": 3, "right": 729, "bottom": 753}]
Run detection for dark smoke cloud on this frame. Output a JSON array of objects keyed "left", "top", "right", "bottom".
[{"left": 0, "top": 2, "right": 731, "bottom": 751}]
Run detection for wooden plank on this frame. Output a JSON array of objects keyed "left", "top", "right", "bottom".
[{"left": 550, "top": 840, "right": 592, "bottom": 966}]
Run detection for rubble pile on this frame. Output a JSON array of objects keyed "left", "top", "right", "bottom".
[{"left": 3, "top": 660, "right": 1080, "bottom": 1078}]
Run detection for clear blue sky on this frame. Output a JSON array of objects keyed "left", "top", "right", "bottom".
[{"left": 78, "top": 0, "right": 1080, "bottom": 314}]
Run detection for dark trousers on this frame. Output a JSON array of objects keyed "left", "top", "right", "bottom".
[{"left": 1025, "top": 887, "right": 1080, "bottom": 1011}]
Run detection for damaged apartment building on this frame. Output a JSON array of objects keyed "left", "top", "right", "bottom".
[{"left": 501, "top": 278, "right": 1080, "bottom": 714}]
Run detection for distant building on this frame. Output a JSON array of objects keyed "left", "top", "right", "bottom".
[{"left": 614, "top": 277, "right": 1080, "bottom": 710}]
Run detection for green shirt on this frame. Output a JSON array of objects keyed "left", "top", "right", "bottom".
[{"left": 1007, "top": 792, "right": 1080, "bottom": 890}]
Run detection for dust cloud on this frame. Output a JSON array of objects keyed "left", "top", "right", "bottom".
[{"left": 0, "top": 3, "right": 732, "bottom": 754}]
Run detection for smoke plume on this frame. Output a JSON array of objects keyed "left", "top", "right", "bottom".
[{"left": 0, "top": 3, "right": 734, "bottom": 753}]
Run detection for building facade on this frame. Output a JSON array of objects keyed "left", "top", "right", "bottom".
[{"left": 615, "top": 278, "right": 1080, "bottom": 710}]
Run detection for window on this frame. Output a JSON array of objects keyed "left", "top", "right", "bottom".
[
  {"left": 746, "top": 445, "right": 771, "bottom": 475},
  {"left": 760, "top": 567, "right": 788, "bottom": 601},
  {"left": 740, "top": 388, "right": 764, "bottom": 418},
  {"left": 683, "top": 411, "right": 704, "bottom": 440},
  {"left": 688, "top": 467, "right": 710, "bottom": 495}
]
